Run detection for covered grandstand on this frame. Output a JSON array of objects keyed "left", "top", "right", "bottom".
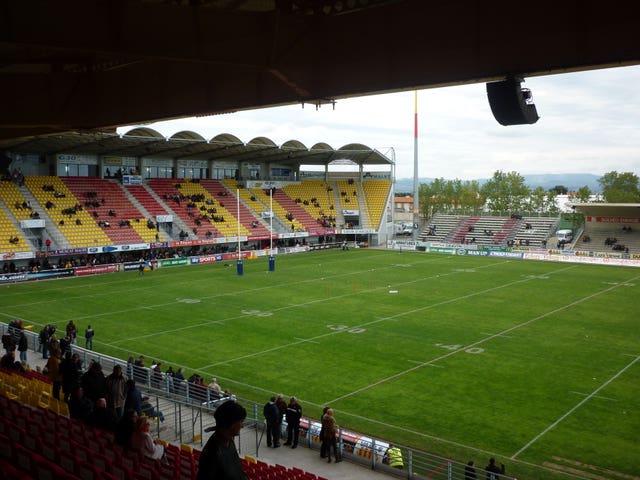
[
  {"left": 2, "top": 136, "right": 640, "bottom": 269},
  {"left": 0, "top": 128, "right": 396, "bottom": 262}
]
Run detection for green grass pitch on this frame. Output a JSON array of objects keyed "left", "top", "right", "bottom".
[{"left": 3, "top": 250, "right": 639, "bottom": 479}]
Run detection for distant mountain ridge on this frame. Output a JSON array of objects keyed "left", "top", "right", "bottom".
[{"left": 394, "top": 173, "right": 601, "bottom": 194}]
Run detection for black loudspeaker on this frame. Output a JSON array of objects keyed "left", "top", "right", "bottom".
[{"left": 486, "top": 77, "right": 539, "bottom": 126}]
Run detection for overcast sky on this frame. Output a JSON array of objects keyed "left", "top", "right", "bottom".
[{"left": 119, "top": 65, "right": 639, "bottom": 181}]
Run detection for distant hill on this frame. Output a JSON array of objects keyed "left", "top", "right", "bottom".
[{"left": 394, "top": 173, "right": 601, "bottom": 194}]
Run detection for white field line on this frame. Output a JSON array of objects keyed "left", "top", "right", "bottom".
[
  {"left": 199, "top": 262, "right": 566, "bottom": 370},
  {"left": 569, "top": 391, "right": 618, "bottom": 402},
  {"left": 1, "top": 253, "right": 447, "bottom": 320},
  {"left": 511, "top": 353, "right": 640, "bottom": 459},
  {"left": 325, "top": 272, "right": 638, "bottom": 405},
  {"left": 0, "top": 249, "right": 428, "bottom": 304},
  {"left": 71, "top": 258, "right": 508, "bottom": 345}
]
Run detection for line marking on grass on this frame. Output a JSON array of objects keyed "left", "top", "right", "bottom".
[
  {"left": 326, "top": 270, "right": 638, "bottom": 406},
  {"left": 196, "top": 261, "right": 534, "bottom": 369},
  {"left": 570, "top": 391, "right": 618, "bottom": 402},
  {"left": 407, "top": 359, "right": 444, "bottom": 367},
  {"left": 480, "top": 332, "right": 514, "bottom": 338},
  {"left": 294, "top": 337, "right": 319, "bottom": 344},
  {"left": 510, "top": 353, "right": 640, "bottom": 460}
]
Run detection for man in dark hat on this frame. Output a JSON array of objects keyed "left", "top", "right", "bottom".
[{"left": 197, "top": 400, "right": 247, "bottom": 480}]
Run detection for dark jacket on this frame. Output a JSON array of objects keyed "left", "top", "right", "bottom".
[
  {"left": 197, "top": 433, "right": 247, "bottom": 480},
  {"left": 263, "top": 401, "right": 279, "bottom": 424},
  {"left": 285, "top": 402, "right": 302, "bottom": 425}
]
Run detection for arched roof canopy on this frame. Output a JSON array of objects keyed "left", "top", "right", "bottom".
[
  {"left": 170, "top": 131, "right": 206, "bottom": 141},
  {"left": 0, "top": 130, "right": 393, "bottom": 170}
]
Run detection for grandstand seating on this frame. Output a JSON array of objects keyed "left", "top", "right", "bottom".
[
  {"left": 0, "top": 386, "right": 333, "bottom": 480},
  {"left": 124, "top": 185, "right": 170, "bottom": 219},
  {"left": 420, "top": 214, "right": 469, "bottom": 242},
  {"left": 212, "top": 179, "right": 271, "bottom": 237},
  {"left": 24, "top": 176, "right": 112, "bottom": 248},
  {"left": 2, "top": 176, "right": 393, "bottom": 251},
  {"left": 420, "top": 214, "right": 558, "bottom": 248},
  {"left": 450, "top": 216, "right": 515, "bottom": 245},
  {"left": 361, "top": 179, "right": 391, "bottom": 230},
  {"left": 0, "top": 181, "right": 38, "bottom": 252},
  {"left": 335, "top": 180, "right": 361, "bottom": 223},
  {"left": 573, "top": 223, "right": 640, "bottom": 254},
  {"left": 149, "top": 178, "right": 252, "bottom": 239},
  {"left": 276, "top": 192, "right": 322, "bottom": 232},
  {"left": 224, "top": 179, "right": 311, "bottom": 234},
  {"left": 281, "top": 180, "right": 336, "bottom": 230},
  {"left": 61, "top": 177, "right": 153, "bottom": 244},
  {"left": 3, "top": 175, "right": 591, "bottom": 254},
  {"left": 512, "top": 217, "right": 558, "bottom": 247}
]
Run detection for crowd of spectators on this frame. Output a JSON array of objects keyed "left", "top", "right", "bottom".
[{"left": 1, "top": 317, "right": 237, "bottom": 465}]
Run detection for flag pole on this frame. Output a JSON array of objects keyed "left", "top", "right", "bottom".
[
  {"left": 413, "top": 90, "right": 420, "bottom": 240},
  {"left": 236, "top": 188, "right": 243, "bottom": 275},
  {"left": 268, "top": 188, "right": 275, "bottom": 271}
]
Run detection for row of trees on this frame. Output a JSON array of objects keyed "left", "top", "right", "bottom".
[{"left": 416, "top": 171, "right": 639, "bottom": 218}]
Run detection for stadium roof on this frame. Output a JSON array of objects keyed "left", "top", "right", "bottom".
[
  {"left": 0, "top": 129, "right": 393, "bottom": 169},
  {"left": 2, "top": 0, "right": 639, "bottom": 140},
  {"left": 573, "top": 203, "right": 640, "bottom": 218}
]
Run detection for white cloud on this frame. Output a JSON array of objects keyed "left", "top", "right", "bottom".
[{"left": 119, "top": 65, "right": 640, "bottom": 180}]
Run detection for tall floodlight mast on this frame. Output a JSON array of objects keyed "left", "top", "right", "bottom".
[
  {"left": 236, "top": 188, "right": 243, "bottom": 276},
  {"left": 413, "top": 90, "right": 420, "bottom": 240},
  {"left": 268, "top": 188, "right": 275, "bottom": 271}
]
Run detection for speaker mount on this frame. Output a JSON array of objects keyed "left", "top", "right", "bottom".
[{"left": 486, "top": 77, "right": 540, "bottom": 126}]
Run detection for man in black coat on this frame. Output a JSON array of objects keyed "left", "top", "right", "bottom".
[
  {"left": 263, "top": 396, "right": 280, "bottom": 448},
  {"left": 485, "top": 458, "right": 505, "bottom": 480},
  {"left": 284, "top": 396, "right": 302, "bottom": 448}
]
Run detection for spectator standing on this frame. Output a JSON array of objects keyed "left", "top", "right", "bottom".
[
  {"left": 465, "top": 460, "right": 477, "bottom": 480},
  {"left": 133, "top": 355, "right": 146, "bottom": 384},
  {"left": 319, "top": 406, "right": 329, "bottom": 459},
  {"left": 85, "top": 325, "right": 95, "bottom": 350},
  {"left": 322, "top": 408, "right": 341, "bottom": 463},
  {"left": 17, "top": 330, "right": 28, "bottom": 363},
  {"left": 68, "top": 385, "right": 93, "bottom": 422},
  {"left": 45, "top": 348, "right": 63, "bottom": 399},
  {"left": 105, "top": 365, "right": 127, "bottom": 421},
  {"left": 197, "top": 400, "right": 247, "bottom": 480},
  {"left": 263, "top": 396, "right": 280, "bottom": 448},
  {"left": 275, "top": 394, "right": 287, "bottom": 425},
  {"left": 88, "top": 397, "right": 116, "bottom": 431},
  {"left": 284, "top": 396, "right": 302, "bottom": 449},
  {"left": 485, "top": 458, "right": 505, "bottom": 480},
  {"left": 124, "top": 378, "right": 143, "bottom": 416},
  {"left": 48, "top": 334, "right": 60, "bottom": 356},
  {"left": 81, "top": 361, "right": 107, "bottom": 404},
  {"left": 66, "top": 320, "right": 77, "bottom": 344},
  {"left": 61, "top": 352, "right": 83, "bottom": 402},
  {"left": 39, "top": 325, "right": 51, "bottom": 358}
]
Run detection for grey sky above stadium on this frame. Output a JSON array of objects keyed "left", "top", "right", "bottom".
[{"left": 120, "top": 65, "right": 640, "bottom": 181}]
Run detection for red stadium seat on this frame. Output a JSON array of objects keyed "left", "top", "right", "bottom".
[
  {"left": 111, "top": 463, "right": 134, "bottom": 480},
  {"left": 14, "top": 443, "right": 37, "bottom": 477},
  {"left": 77, "top": 460, "right": 103, "bottom": 480},
  {"left": 0, "top": 433, "right": 15, "bottom": 460}
]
